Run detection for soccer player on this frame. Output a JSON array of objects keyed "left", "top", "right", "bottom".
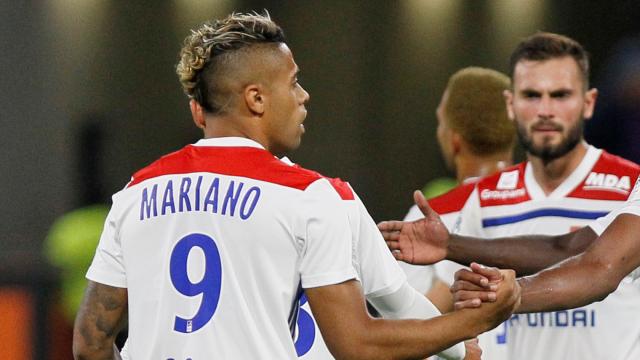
[
  {"left": 383, "top": 32, "right": 640, "bottom": 360},
  {"left": 399, "top": 67, "right": 515, "bottom": 359},
  {"left": 401, "top": 67, "right": 514, "bottom": 300},
  {"left": 295, "top": 71, "right": 512, "bottom": 360},
  {"left": 72, "top": 12, "right": 518, "bottom": 359}
]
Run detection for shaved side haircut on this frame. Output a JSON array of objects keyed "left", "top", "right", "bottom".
[{"left": 176, "top": 12, "right": 286, "bottom": 114}]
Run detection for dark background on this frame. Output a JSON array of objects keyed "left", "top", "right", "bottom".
[{"left": 1, "top": 1, "right": 640, "bottom": 358}]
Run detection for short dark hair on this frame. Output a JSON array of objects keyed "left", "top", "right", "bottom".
[
  {"left": 509, "top": 32, "right": 590, "bottom": 88},
  {"left": 176, "top": 12, "right": 286, "bottom": 113}
]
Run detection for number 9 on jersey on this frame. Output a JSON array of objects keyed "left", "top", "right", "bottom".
[{"left": 169, "top": 233, "right": 222, "bottom": 333}]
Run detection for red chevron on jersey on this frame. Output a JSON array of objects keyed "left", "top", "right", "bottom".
[
  {"left": 477, "top": 163, "right": 531, "bottom": 207},
  {"left": 428, "top": 182, "right": 477, "bottom": 215},
  {"left": 128, "top": 145, "right": 355, "bottom": 200},
  {"left": 567, "top": 151, "right": 640, "bottom": 201}
]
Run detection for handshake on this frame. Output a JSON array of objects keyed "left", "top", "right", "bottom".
[
  {"left": 379, "top": 190, "right": 521, "bottom": 334},
  {"left": 451, "top": 263, "right": 521, "bottom": 333}
]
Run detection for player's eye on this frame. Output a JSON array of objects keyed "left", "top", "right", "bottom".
[
  {"left": 522, "top": 91, "right": 541, "bottom": 99},
  {"left": 551, "top": 90, "right": 571, "bottom": 99}
]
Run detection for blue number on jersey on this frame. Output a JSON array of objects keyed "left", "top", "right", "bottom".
[
  {"left": 295, "top": 293, "right": 316, "bottom": 356},
  {"left": 169, "top": 233, "right": 222, "bottom": 333},
  {"left": 496, "top": 321, "right": 508, "bottom": 344}
]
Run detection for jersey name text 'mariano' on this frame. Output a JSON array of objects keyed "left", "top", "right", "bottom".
[{"left": 139, "top": 175, "right": 261, "bottom": 221}]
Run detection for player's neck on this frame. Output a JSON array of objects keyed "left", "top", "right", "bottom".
[
  {"left": 528, "top": 141, "right": 588, "bottom": 195},
  {"left": 455, "top": 151, "right": 513, "bottom": 183},
  {"left": 202, "top": 114, "right": 268, "bottom": 149}
]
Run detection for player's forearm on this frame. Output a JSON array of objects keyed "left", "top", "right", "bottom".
[
  {"left": 73, "top": 343, "right": 117, "bottom": 360},
  {"left": 369, "top": 282, "right": 465, "bottom": 359},
  {"left": 515, "top": 256, "right": 617, "bottom": 313},
  {"left": 73, "top": 318, "right": 121, "bottom": 360},
  {"left": 516, "top": 215, "right": 640, "bottom": 312},
  {"left": 309, "top": 281, "right": 482, "bottom": 359},
  {"left": 73, "top": 282, "right": 127, "bottom": 360},
  {"left": 448, "top": 229, "right": 594, "bottom": 275},
  {"left": 352, "top": 311, "right": 484, "bottom": 360}
]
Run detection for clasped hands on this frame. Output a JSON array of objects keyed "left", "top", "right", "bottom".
[{"left": 378, "top": 191, "right": 521, "bottom": 327}]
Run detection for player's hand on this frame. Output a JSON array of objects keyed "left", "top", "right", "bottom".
[
  {"left": 463, "top": 338, "right": 481, "bottom": 360},
  {"left": 377, "top": 190, "right": 449, "bottom": 265},
  {"left": 452, "top": 263, "right": 502, "bottom": 310},
  {"left": 469, "top": 269, "right": 520, "bottom": 332}
]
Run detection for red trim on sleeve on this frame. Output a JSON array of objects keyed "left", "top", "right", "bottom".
[
  {"left": 428, "top": 182, "right": 476, "bottom": 215},
  {"left": 290, "top": 164, "right": 354, "bottom": 200}
]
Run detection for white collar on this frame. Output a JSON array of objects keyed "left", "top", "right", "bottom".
[
  {"left": 193, "top": 137, "right": 299, "bottom": 166},
  {"left": 193, "top": 137, "right": 265, "bottom": 149},
  {"left": 524, "top": 144, "right": 601, "bottom": 200}
]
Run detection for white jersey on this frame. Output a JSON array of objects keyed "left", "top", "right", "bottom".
[
  {"left": 589, "top": 175, "right": 640, "bottom": 281},
  {"left": 401, "top": 181, "right": 507, "bottom": 360},
  {"left": 294, "top": 168, "right": 467, "bottom": 360},
  {"left": 401, "top": 182, "right": 477, "bottom": 292},
  {"left": 87, "top": 137, "right": 358, "bottom": 359},
  {"left": 296, "top": 191, "right": 408, "bottom": 359},
  {"left": 455, "top": 145, "right": 640, "bottom": 360}
]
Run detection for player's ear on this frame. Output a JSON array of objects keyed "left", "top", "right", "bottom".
[
  {"left": 451, "top": 132, "right": 462, "bottom": 155},
  {"left": 582, "top": 88, "right": 598, "bottom": 120},
  {"left": 245, "top": 84, "right": 265, "bottom": 115},
  {"left": 190, "top": 99, "right": 206, "bottom": 129},
  {"left": 503, "top": 89, "right": 515, "bottom": 122}
]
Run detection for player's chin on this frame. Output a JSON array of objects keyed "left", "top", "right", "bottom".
[
  {"left": 285, "top": 134, "right": 303, "bottom": 152},
  {"left": 532, "top": 136, "right": 561, "bottom": 150}
]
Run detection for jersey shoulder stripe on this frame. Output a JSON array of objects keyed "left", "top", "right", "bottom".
[
  {"left": 477, "top": 163, "right": 530, "bottom": 207},
  {"left": 567, "top": 150, "right": 640, "bottom": 201},
  {"left": 428, "top": 182, "right": 476, "bottom": 215},
  {"left": 127, "top": 145, "right": 354, "bottom": 200},
  {"left": 290, "top": 164, "right": 355, "bottom": 200}
]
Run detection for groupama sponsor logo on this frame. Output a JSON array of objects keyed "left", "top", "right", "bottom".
[{"left": 480, "top": 188, "right": 527, "bottom": 200}]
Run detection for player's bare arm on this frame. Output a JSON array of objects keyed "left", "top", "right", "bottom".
[
  {"left": 73, "top": 281, "right": 127, "bottom": 360},
  {"left": 305, "top": 277, "right": 519, "bottom": 359},
  {"left": 426, "top": 279, "right": 455, "bottom": 313},
  {"left": 380, "top": 190, "right": 597, "bottom": 275},
  {"left": 452, "top": 214, "right": 640, "bottom": 313},
  {"left": 447, "top": 227, "right": 596, "bottom": 275},
  {"left": 516, "top": 213, "right": 640, "bottom": 312}
]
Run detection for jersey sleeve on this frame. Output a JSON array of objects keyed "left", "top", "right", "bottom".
[
  {"left": 588, "top": 178, "right": 640, "bottom": 280},
  {"left": 351, "top": 192, "right": 407, "bottom": 298},
  {"left": 403, "top": 204, "right": 422, "bottom": 222},
  {"left": 298, "top": 180, "right": 358, "bottom": 289},
  {"left": 452, "top": 187, "right": 483, "bottom": 236},
  {"left": 86, "top": 198, "right": 127, "bottom": 288},
  {"left": 589, "top": 177, "right": 640, "bottom": 236},
  {"left": 432, "top": 188, "right": 483, "bottom": 286}
]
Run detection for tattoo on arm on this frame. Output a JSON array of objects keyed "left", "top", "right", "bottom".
[{"left": 73, "top": 281, "right": 128, "bottom": 359}]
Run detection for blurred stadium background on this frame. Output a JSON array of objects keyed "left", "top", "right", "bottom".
[{"left": 1, "top": 1, "right": 639, "bottom": 358}]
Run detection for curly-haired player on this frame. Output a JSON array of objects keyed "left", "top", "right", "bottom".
[{"left": 72, "top": 12, "right": 518, "bottom": 359}]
